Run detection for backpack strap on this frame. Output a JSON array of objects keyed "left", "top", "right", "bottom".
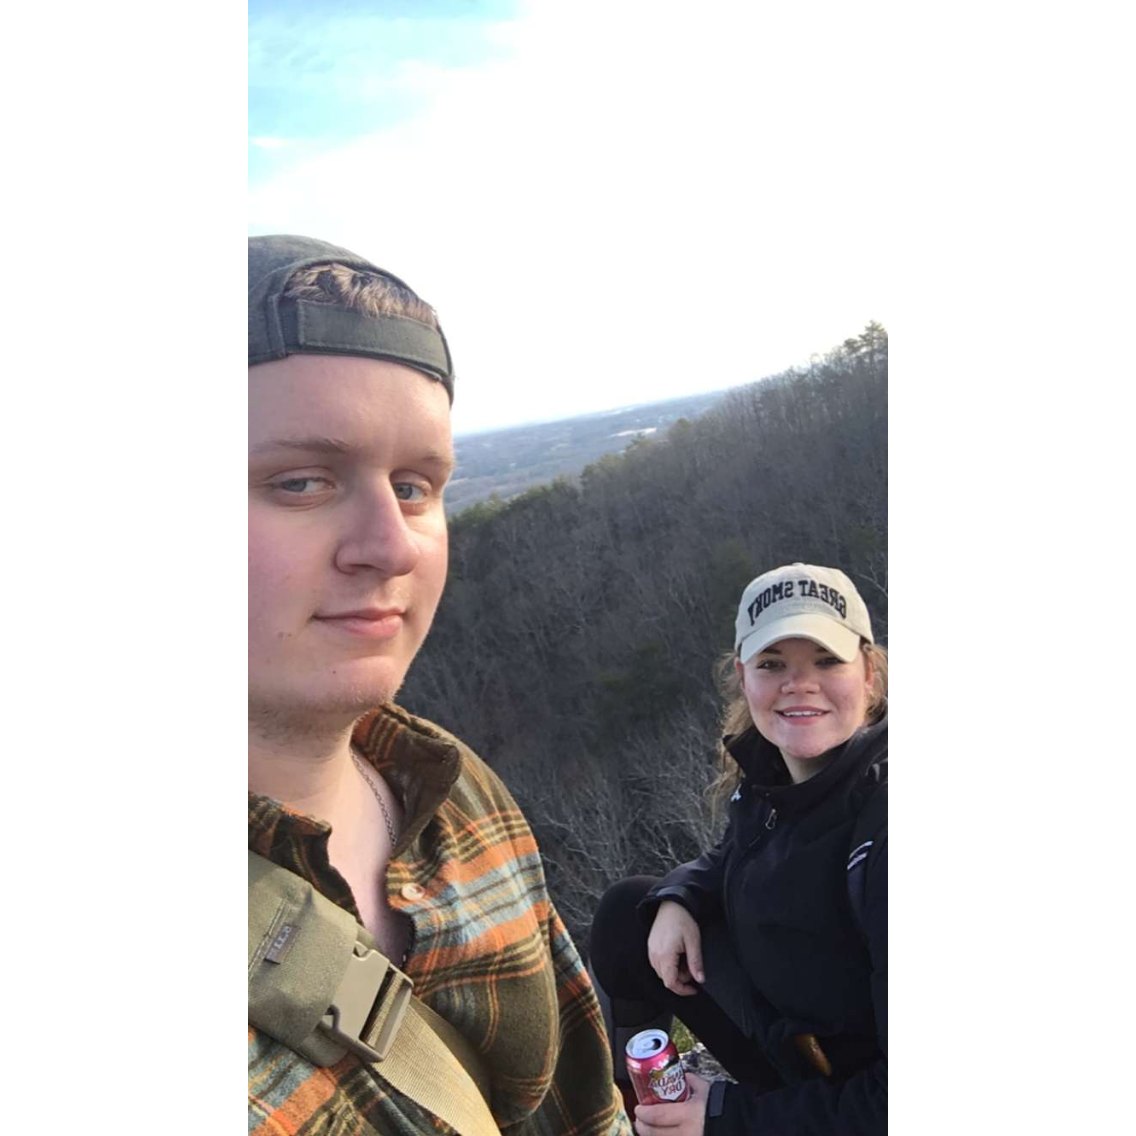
[
  {"left": 248, "top": 850, "right": 500, "bottom": 1136},
  {"left": 846, "top": 781, "right": 887, "bottom": 936}
]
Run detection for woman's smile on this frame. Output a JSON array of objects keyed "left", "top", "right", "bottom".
[{"left": 738, "top": 637, "right": 874, "bottom": 782}]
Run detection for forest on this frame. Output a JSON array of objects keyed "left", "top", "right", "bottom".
[{"left": 400, "top": 322, "right": 888, "bottom": 954}]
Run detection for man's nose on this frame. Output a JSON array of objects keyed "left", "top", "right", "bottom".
[{"left": 335, "top": 486, "right": 420, "bottom": 577}]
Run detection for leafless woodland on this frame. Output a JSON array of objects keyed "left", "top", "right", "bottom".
[{"left": 401, "top": 324, "right": 888, "bottom": 953}]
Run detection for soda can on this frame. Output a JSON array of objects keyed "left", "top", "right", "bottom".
[{"left": 625, "top": 1028, "right": 690, "bottom": 1104}]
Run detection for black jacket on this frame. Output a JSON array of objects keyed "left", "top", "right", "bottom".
[{"left": 644, "top": 717, "right": 887, "bottom": 1136}]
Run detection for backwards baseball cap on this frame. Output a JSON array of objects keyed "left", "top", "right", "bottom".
[
  {"left": 248, "top": 234, "right": 454, "bottom": 401},
  {"left": 735, "top": 562, "right": 873, "bottom": 665}
]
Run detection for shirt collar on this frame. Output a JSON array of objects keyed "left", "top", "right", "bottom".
[{"left": 248, "top": 703, "right": 464, "bottom": 864}]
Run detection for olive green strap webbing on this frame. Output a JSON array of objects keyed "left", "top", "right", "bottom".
[{"left": 248, "top": 851, "right": 499, "bottom": 1135}]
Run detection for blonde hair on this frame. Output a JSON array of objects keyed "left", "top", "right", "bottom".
[
  {"left": 709, "top": 641, "right": 888, "bottom": 813},
  {"left": 281, "top": 262, "right": 440, "bottom": 329}
]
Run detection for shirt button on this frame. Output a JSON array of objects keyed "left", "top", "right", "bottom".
[{"left": 401, "top": 883, "right": 425, "bottom": 901}]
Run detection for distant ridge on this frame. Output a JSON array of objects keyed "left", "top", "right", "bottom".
[{"left": 448, "top": 389, "right": 729, "bottom": 515}]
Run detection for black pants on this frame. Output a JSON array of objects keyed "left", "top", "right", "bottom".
[{"left": 589, "top": 876, "right": 783, "bottom": 1090}]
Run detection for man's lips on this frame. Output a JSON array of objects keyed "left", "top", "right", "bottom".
[{"left": 314, "top": 608, "right": 405, "bottom": 640}]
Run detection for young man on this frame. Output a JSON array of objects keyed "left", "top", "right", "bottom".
[{"left": 248, "top": 235, "right": 630, "bottom": 1135}]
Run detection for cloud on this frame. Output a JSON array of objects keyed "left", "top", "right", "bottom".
[
  {"left": 249, "top": 0, "right": 890, "bottom": 434},
  {"left": 249, "top": 137, "right": 292, "bottom": 150},
  {"left": 249, "top": 5, "right": 516, "bottom": 140}
]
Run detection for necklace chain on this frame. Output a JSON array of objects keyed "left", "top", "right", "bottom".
[{"left": 350, "top": 749, "right": 398, "bottom": 851}]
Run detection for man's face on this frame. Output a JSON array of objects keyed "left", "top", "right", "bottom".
[{"left": 249, "top": 354, "right": 453, "bottom": 723}]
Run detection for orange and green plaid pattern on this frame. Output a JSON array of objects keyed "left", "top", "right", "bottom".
[{"left": 248, "top": 703, "right": 631, "bottom": 1135}]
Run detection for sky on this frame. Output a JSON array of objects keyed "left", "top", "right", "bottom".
[{"left": 249, "top": 0, "right": 890, "bottom": 435}]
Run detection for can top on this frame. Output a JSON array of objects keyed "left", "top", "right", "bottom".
[{"left": 626, "top": 1029, "right": 670, "bottom": 1059}]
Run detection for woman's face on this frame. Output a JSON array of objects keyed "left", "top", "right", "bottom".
[{"left": 736, "top": 636, "right": 873, "bottom": 783}]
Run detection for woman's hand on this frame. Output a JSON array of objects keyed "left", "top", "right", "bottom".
[
  {"left": 647, "top": 901, "right": 705, "bottom": 996},
  {"left": 633, "top": 1072, "right": 710, "bottom": 1136}
]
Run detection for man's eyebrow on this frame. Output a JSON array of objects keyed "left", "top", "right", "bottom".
[
  {"left": 250, "top": 436, "right": 353, "bottom": 456},
  {"left": 250, "top": 435, "right": 456, "bottom": 472},
  {"left": 430, "top": 450, "right": 457, "bottom": 475}
]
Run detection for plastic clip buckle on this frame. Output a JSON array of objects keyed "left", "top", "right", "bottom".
[{"left": 318, "top": 943, "right": 413, "bottom": 1062}]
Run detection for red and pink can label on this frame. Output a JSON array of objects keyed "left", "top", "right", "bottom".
[{"left": 625, "top": 1029, "right": 690, "bottom": 1104}]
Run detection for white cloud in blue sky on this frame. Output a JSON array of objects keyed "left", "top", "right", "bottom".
[
  {"left": 249, "top": 1, "right": 891, "bottom": 435},
  {"left": 249, "top": 0, "right": 517, "bottom": 185}
]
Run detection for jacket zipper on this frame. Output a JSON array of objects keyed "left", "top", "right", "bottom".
[{"left": 724, "top": 799, "right": 778, "bottom": 926}]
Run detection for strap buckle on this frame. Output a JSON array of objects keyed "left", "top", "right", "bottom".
[{"left": 317, "top": 943, "right": 413, "bottom": 1062}]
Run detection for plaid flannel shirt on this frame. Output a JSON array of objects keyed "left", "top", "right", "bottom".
[{"left": 248, "top": 703, "right": 631, "bottom": 1135}]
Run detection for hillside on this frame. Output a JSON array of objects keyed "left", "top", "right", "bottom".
[
  {"left": 403, "top": 323, "right": 887, "bottom": 953},
  {"left": 448, "top": 390, "right": 729, "bottom": 514}
]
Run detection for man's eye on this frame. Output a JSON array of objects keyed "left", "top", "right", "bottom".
[
  {"left": 393, "top": 482, "right": 428, "bottom": 503},
  {"left": 756, "top": 660, "right": 782, "bottom": 670},
  {"left": 817, "top": 656, "right": 843, "bottom": 667},
  {"left": 272, "top": 477, "right": 332, "bottom": 495}
]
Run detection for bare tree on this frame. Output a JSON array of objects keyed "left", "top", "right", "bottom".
[{"left": 401, "top": 325, "right": 888, "bottom": 953}]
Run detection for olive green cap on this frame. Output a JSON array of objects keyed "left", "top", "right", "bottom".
[{"left": 248, "top": 234, "right": 454, "bottom": 401}]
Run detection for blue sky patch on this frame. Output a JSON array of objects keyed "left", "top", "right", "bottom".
[{"left": 249, "top": 0, "right": 518, "bottom": 184}]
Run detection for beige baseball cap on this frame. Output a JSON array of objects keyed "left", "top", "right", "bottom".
[{"left": 735, "top": 563, "right": 873, "bottom": 665}]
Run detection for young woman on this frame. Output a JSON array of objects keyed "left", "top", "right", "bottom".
[{"left": 590, "top": 563, "right": 887, "bottom": 1136}]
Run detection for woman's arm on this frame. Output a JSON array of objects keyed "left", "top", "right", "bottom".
[
  {"left": 640, "top": 816, "right": 735, "bottom": 927},
  {"left": 647, "top": 900, "right": 707, "bottom": 996}
]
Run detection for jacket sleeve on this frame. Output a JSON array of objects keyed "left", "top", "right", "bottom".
[
  {"left": 707, "top": 834, "right": 888, "bottom": 1136},
  {"left": 638, "top": 814, "right": 736, "bottom": 927}
]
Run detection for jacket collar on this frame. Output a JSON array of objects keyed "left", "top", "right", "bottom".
[{"left": 724, "top": 714, "right": 888, "bottom": 812}]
